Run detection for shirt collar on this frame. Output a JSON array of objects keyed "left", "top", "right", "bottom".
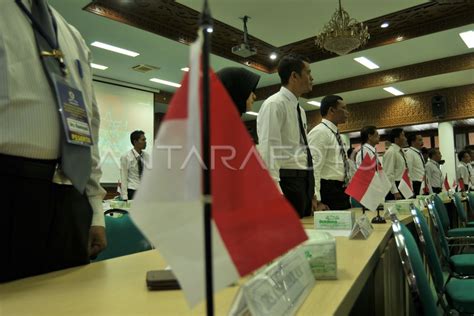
[
  {"left": 363, "top": 143, "right": 376, "bottom": 152},
  {"left": 391, "top": 143, "right": 401, "bottom": 151},
  {"left": 132, "top": 148, "right": 142, "bottom": 157},
  {"left": 280, "top": 86, "right": 298, "bottom": 105},
  {"left": 409, "top": 146, "right": 421, "bottom": 154},
  {"left": 429, "top": 159, "right": 440, "bottom": 167},
  {"left": 321, "top": 118, "right": 338, "bottom": 133}
]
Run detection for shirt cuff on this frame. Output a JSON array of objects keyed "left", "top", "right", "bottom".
[
  {"left": 89, "top": 196, "right": 105, "bottom": 227},
  {"left": 314, "top": 191, "right": 321, "bottom": 201}
]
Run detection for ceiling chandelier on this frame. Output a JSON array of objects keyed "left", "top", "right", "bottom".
[{"left": 315, "top": 0, "right": 370, "bottom": 56}]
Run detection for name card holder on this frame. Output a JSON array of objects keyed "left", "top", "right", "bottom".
[
  {"left": 349, "top": 214, "right": 374, "bottom": 240},
  {"left": 314, "top": 210, "right": 355, "bottom": 237},
  {"left": 228, "top": 249, "right": 315, "bottom": 316}
]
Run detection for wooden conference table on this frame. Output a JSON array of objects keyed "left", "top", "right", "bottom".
[{"left": 0, "top": 211, "right": 412, "bottom": 316}]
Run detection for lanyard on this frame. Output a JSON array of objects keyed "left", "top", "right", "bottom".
[{"left": 15, "top": 0, "right": 67, "bottom": 75}]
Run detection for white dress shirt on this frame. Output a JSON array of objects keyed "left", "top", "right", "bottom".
[
  {"left": 458, "top": 162, "right": 471, "bottom": 187},
  {"left": 425, "top": 159, "right": 443, "bottom": 189},
  {"left": 257, "top": 87, "right": 308, "bottom": 184},
  {"left": 355, "top": 143, "right": 378, "bottom": 168},
  {"left": 0, "top": 1, "right": 105, "bottom": 226},
  {"left": 120, "top": 149, "right": 150, "bottom": 200},
  {"left": 383, "top": 143, "right": 407, "bottom": 194},
  {"left": 405, "top": 147, "right": 425, "bottom": 182},
  {"left": 307, "top": 119, "right": 346, "bottom": 200}
]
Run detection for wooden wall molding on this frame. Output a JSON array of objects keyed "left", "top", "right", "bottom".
[
  {"left": 305, "top": 84, "right": 474, "bottom": 133},
  {"left": 256, "top": 53, "right": 474, "bottom": 100},
  {"left": 84, "top": 1, "right": 474, "bottom": 73}
]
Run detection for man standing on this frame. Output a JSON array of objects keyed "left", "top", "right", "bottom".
[
  {"left": 383, "top": 128, "right": 408, "bottom": 200},
  {"left": 257, "top": 54, "right": 314, "bottom": 218},
  {"left": 120, "top": 130, "right": 149, "bottom": 200},
  {"left": 1, "top": 0, "right": 106, "bottom": 282},
  {"left": 355, "top": 125, "right": 380, "bottom": 168},
  {"left": 405, "top": 134, "right": 425, "bottom": 195},
  {"left": 457, "top": 150, "right": 471, "bottom": 191},
  {"left": 308, "top": 95, "right": 350, "bottom": 210},
  {"left": 425, "top": 148, "right": 443, "bottom": 193}
]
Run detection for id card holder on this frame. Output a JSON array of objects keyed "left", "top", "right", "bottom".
[{"left": 51, "top": 74, "right": 93, "bottom": 147}]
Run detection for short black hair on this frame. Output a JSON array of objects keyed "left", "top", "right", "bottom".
[
  {"left": 320, "top": 95, "right": 343, "bottom": 117},
  {"left": 428, "top": 148, "right": 438, "bottom": 158},
  {"left": 421, "top": 147, "right": 429, "bottom": 155},
  {"left": 277, "top": 54, "right": 309, "bottom": 86},
  {"left": 360, "top": 125, "right": 377, "bottom": 144},
  {"left": 130, "top": 130, "right": 145, "bottom": 145},
  {"left": 407, "top": 133, "right": 421, "bottom": 146},
  {"left": 458, "top": 150, "right": 469, "bottom": 161},
  {"left": 388, "top": 128, "right": 404, "bottom": 143}
]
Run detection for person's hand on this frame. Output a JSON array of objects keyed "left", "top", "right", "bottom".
[
  {"left": 88, "top": 226, "right": 107, "bottom": 259},
  {"left": 312, "top": 197, "right": 330, "bottom": 211},
  {"left": 394, "top": 192, "right": 402, "bottom": 200}
]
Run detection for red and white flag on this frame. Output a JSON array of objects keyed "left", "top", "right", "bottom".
[
  {"left": 459, "top": 178, "right": 466, "bottom": 191},
  {"left": 443, "top": 174, "right": 451, "bottom": 192},
  {"left": 398, "top": 168, "right": 414, "bottom": 199},
  {"left": 420, "top": 175, "right": 432, "bottom": 195},
  {"left": 131, "top": 33, "right": 306, "bottom": 306},
  {"left": 345, "top": 155, "right": 391, "bottom": 210},
  {"left": 452, "top": 179, "right": 458, "bottom": 191}
]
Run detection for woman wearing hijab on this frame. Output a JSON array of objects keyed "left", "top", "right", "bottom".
[{"left": 216, "top": 67, "right": 260, "bottom": 116}]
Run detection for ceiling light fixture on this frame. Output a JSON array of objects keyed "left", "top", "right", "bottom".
[
  {"left": 380, "top": 22, "right": 389, "bottom": 28},
  {"left": 307, "top": 101, "right": 321, "bottom": 107},
  {"left": 206, "top": 27, "right": 213, "bottom": 33},
  {"left": 459, "top": 30, "right": 474, "bottom": 48},
  {"left": 91, "top": 41, "right": 139, "bottom": 57},
  {"left": 315, "top": 0, "right": 370, "bottom": 55},
  {"left": 353, "top": 57, "right": 379, "bottom": 69},
  {"left": 150, "top": 78, "right": 181, "bottom": 88},
  {"left": 383, "top": 87, "right": 404, "bottom": 96},
  {"left": 269, "top": 53, "right": 277, "bottom": 60},
  {"left": 90, "top": 63, "right": 108, "bottom": 70},
  {"left": 181, "top": 67, "right": 190, "bottom": 72}
]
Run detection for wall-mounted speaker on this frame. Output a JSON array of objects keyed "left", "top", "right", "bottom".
[{"left": 432, "top": 95, "right": 447, "bottom": 118}]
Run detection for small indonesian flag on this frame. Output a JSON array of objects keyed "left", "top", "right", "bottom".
[{"left": 398, "top": 168, "right": 414, "bottom": 199}]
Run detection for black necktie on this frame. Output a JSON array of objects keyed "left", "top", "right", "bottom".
[
  {"left": 296, "top": 104, "right": 313, "bottom": 168},
  {"left": 31, "top": 0, "right": 91, "bottom": 193},
  {"left": 335, "top": 131, "right": 350, "bottom": 185},
  {"left": 137, "top": 154, "right": 144, "bottom": 179}
]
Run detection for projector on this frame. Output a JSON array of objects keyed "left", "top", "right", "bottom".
[{"left": 232, "top": 43, "right": 257, "bottom": 58}]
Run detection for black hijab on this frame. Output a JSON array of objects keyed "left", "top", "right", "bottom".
[{"left": 216, "top": 67, "right": 260, "bottom": 115}]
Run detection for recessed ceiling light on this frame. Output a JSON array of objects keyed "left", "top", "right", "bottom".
[
  {"left": 150, "top": 78, "right": 181, "bottom": 88},
  {"left": 270, "top": 53, "right": 277, "bottom": 60},
  {"left": 395, "top": 36, "right": 404, "bottom": 42},
  {"left": 90, "top": 63, "right": 108, "bottom": 70},
  {"left": 353, "top": 57, "right": 380, "bottom": 70},
  {"left": 246, "top": 111, "right": 258, "bottom": 116},
  {"left": 307, "top": 101, "right": 321, "bottom": 107},
  {"left": 181, "top": 67, "right": 190, "bottom": 72},
  {"left": 206, "top": 27, "right": 213, "bottom": 33},
  {"left": 383, "top": 87, "right": 404, "bottom": 96},
  {"left": 91, "top": 41, "right": 139, "bottom": 57},
  {"left": 381, "top": 22, "right": 389, "bottom": 28},
  {"left": 459, "top": 31, "right": 474, "bottom": 48}
]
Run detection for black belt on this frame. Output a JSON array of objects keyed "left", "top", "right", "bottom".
[
  {"left": 321, "top": 179, "right": 345, "bottom": 185},
  {"left": 280, "top": 169, "right": 311, "bottom": 178},
  {"left": 0, "top": 153, "right": 57, "bottom": 180}
]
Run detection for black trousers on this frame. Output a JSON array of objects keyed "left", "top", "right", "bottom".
[
  {"left": 412, "top": 181, "right": 422, "bottom": 197},
  {"left": 0, "top": 154, "right": 92, "bottom": 282},
  {"left": 386, "top": 181, "right": 401, "bottom": 201},
  {"left": 280, "top": 169, "right": 314, "bottom": 218},
  {"left": 320, "top": 179, "right": 351, "bottom": 210},
  {"left": 432, "top": 187, "right": 442, "bottom": 194},
  {"left": 127, "top": 189, "right": 136, "bottom": 200}
]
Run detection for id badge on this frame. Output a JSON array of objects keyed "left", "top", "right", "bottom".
[{"left": 52, "top": 75, "right": 93, "bottom": 147}]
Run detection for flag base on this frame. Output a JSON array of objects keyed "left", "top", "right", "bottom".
[{"left": 371, "top": 209, "right": 386, "bottom": 224}]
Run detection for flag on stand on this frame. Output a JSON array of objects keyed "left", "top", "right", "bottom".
[
  {"left": 345, "top": 155, "right": 391, "bottom": 210},
  {"left": 398, "top": 168, "right": 414, "bottom": 199},
  {"left": 459, "top": 178, "right": 466, "bottom": 191},
  {"left": 420, "top": 175, "right": 431, "bottom": 195},
  {"left": 452, "top": 179, "right": 458, "bottom": 191},
  {"left": 116, "top": 180, "right": 122, "bottom": 194},
  {"left": 443, "top": 174, "right": 451, "bottom": 192},
  {"left": 130, "top": 33, "right": 307, "bottom": 307}
]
